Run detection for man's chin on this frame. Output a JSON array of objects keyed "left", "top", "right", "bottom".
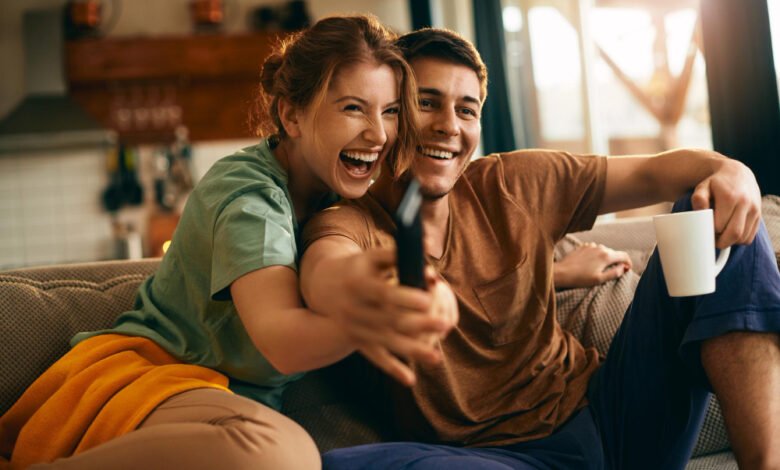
[{"left": 419, "top": 183, "right": 454, "bottom": 201}]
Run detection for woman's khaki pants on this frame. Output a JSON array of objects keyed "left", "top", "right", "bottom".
[{"left": 31, "top": 388, "right": 320, "bottom": 470}]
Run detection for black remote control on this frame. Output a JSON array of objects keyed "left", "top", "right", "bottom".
[{"left": 394, "top": 178, "right": 426, "bottom": 289}]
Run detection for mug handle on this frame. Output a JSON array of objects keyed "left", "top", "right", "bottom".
[{"left": 714, "top": 246, "right": 731, "bottom": 276}]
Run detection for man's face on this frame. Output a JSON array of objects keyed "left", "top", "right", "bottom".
[{"left": 409, "top": 57, "right": 482, "bottom": 199}]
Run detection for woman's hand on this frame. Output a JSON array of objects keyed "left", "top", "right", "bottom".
[
  {"left": 554, "top": 243, "right": 632, "bottom": 288},
  {"left": 359, "top": 265, "right": 458, "bottom": 386},
  {"left": 301, "top": 239, "right": 454, "bottom": 385}
]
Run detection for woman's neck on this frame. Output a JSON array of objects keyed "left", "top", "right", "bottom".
[{"left": 272, "top": 138, "right": 330, "bottom": 222}]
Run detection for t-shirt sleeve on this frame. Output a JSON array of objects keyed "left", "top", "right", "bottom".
[
  {"left": 301, "top": 203, "right": 372, "bottom": 253},
  {"left": 210, "top": 190, "right": 297, "bottom": 300},
  {"left": 498, "top": 150, "right": 607, "bottom": 241}
]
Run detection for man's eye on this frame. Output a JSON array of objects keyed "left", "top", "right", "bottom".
[
  {"left": 460, "top": 107, "right": 478, "bottom": 117},
  {"left": 419, "top": 99, "right": 434, "bottom": 109}
]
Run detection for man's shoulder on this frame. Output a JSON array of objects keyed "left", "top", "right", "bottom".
[
  {"left": 312, "top": 198, "right": 373, "bottom": 226},
  {"left": 303, "top": 194, "right": 392, "bottom": 249},
  {"left": 463, "top": 149, "right": 599, "bottom": 183}
]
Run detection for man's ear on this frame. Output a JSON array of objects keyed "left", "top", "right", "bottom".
[{"left": 278, "top": 98, "right": 302, "bottom": 138}]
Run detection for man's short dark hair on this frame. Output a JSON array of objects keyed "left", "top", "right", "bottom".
[{"left": 395, "top": 28, "right": 488, "bottom": 101}]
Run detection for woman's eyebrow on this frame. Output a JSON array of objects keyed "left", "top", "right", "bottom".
[
  {"left": 334, "top": 96, "right": 400, "bottom": 108},
  {"left": 334, "top": 96, "right": 368, "bottom": 105}
]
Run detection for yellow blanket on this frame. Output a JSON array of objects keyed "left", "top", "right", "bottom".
[{"left": 0, "top": 334, "right": 230, "bottom": 469}]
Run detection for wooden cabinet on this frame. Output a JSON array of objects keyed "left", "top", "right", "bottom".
[{"left": 65, "top": 32, "right": 284, "bottom": 143}]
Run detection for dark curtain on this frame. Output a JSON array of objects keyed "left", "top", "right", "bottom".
[
  {"left": 473, "top": 0, "right": 517, "bottom": 154},
  {"left": 408, "top": 0, "right": 433, "bottom": 30},
  {"left": 700, "top": 0, "right": 780, "bottom": 196}
]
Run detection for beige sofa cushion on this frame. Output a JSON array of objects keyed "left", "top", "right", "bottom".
[
  {"left": 555, "top": 195, "right": 780, "bottom": 458},
  {"left": 0, "top": 260, "right": 159, "bottom": 415}
]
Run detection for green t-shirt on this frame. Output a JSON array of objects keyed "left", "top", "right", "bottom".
[{"left": 72, "top": 139, "right": 325, "bottom": 409}]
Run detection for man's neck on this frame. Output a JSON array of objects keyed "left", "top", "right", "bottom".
[{"left": 371, "top": 172, "right": 450, "bottom": 258}]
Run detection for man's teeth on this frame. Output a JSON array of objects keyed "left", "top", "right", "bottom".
[
  {"left": 420, "top": 147, "right": 454, "bottom": 159},
  {"left": 341, "top": 151, "right": 379, "bottom": 162}
]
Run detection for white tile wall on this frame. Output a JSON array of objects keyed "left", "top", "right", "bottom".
[
  {"left": 0, "top": 138, "right": 261, "bottom": 270},
  {"left": 0, "top": 148, "right": 115, "bottom": 269}
]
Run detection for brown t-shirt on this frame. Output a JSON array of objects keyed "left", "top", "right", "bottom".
[{"left": 302, "top": 150, "right": 608, "bottom": 447}]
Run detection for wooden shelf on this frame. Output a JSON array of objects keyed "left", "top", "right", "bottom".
[{"left": 65, "top": 32, "right": 285, "bottom": 144}]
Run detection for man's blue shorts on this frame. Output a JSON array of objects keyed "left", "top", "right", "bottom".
[{"left": 322, "top": 195, "right": 780, "bottom": 470}]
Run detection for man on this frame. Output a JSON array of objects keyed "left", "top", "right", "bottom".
[{"left": 300, "top": 28, "right": 780, "bottom": 469}]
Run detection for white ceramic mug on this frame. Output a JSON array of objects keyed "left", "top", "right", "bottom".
[{"left": 652, "top": 209, "right": 731, "bottom": 297}]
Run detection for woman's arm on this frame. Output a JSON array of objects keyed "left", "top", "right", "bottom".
[
  {"left": 230, "top": 265, "right": 356, "bottom": 375},
  {"left": 300, "top": 235, "right": 457, "bottom": 386}
]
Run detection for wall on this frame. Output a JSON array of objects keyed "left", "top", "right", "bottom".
[
  {"left": 0, "top": 0, "right": 414, "bottom": 268},
  {"left": 0, "top": 0, "right": 412, "bottom": 119},
  {"left": 0, "top": 148, "right": 115, "bottom": 268}
]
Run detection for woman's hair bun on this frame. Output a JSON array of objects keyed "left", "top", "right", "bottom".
[{"left": 260, "top": 53, "right": 284, "bottom": 95}]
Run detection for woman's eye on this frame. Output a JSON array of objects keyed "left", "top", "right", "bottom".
[
  {"left": 343, "top": 104, "right": 362, "bottom": 112},
  {"left": 383, "top": 107, "right": 400, "bottom": 116}
]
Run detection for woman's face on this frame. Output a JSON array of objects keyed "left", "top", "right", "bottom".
[{"left": 295, "top": 61, "right": 400, "bottom": 199}]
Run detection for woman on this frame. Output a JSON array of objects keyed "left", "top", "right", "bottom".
[{"left": 0, "top": 15, "right": 453, "bottom": 470}]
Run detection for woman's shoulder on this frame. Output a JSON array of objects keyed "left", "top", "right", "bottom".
[{"left": 193, "top": 143, "right": 291, "bottom": 213}]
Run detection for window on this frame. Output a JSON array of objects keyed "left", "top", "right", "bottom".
[{"left": 502, "top": 0, "right": 711, "bottom": 156}]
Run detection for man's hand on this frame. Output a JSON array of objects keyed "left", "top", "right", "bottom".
[
  {"left": 604, "top": 150, "right": 762, "bottom": 250},
  {"left": 423, "top": 266, "right": 459, "bottom": 342},
  {"left": 361, "top": 266, "right": 458, "bottom": 387},
  {"left": 302, "top": 240, "right": 456, "bottom": 386},
  {"left": 554, "top": 243, "right": 632, "bottom": 288},
  {"left": 690, "top": 158, "right": 762, "bottom": 249}
]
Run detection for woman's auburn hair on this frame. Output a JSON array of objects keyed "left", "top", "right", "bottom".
[{"left": 251, "top": 14, "right": 420, "bottom": 178}]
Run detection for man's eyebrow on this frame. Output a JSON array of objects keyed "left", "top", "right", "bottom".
[
  {"left": 419, "top": 87, "right": 480, "bottom": 105},
  {"left": 418, "top": 87, "right": 443, "bottom": 96}
]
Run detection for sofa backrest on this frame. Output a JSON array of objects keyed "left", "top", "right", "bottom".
[{"left": 0, "top": 259, "right": 159, "bottom": 414}]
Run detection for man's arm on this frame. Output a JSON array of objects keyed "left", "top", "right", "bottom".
[{"left": 602, "top": 149, "right": 761, "bottom": 248}]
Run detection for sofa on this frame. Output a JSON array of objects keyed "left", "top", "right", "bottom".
[{"left": 2, "top": 195, "right": 779, "bottom": 469}]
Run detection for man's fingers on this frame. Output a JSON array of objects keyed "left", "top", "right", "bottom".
[
  {"left": 361, "top": 279, "right": 432, "bottom": 312},
  {"left": 360, "top": 346, "right": 416, "bottom": 387},
  {"left": 604, "top": 249, "right": 632, "bottom": 269},
  {"left": 382, "top": 334, "right": 442, "bottom": 366},
  {"left": 716, "top": 202, "right": 749, "bottom": 249},
  {"left": 350, "top": 323, "right": 441, "bottom": 366},
  {"left": 424, "top": 266, "right": 438, "bottom": 288},
  {"left": 742, "top": 206, "right": 761, "bottom": 244},
  {"left": 691, "top": 183, "right": 712, "bottom": 211},
  {"left": 599, "top": 264, "right": 627, "bottom": 283},
  {"left": 394, "top": 312, "right": 450, "bottom": 336},
  {"left": 746, "top": 215, "right": 761, "bottom": 245}
]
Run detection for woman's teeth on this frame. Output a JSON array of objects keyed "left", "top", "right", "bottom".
[
  {"left": 339, "top": 151, "right": 378, "bottom": 176},
  {"left": 419, "top": 147, "right": 454, "bottom": 160},
  {"left": 341, "top": 151, "right": 379, "bottom": 162}
]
